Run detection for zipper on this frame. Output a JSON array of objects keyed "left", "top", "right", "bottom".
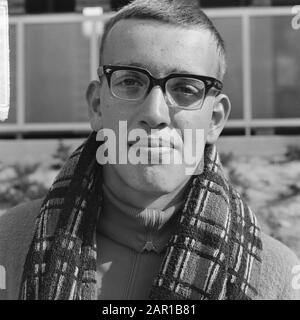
[
  {"left": 143, "top": 228, "right": 156, "bottom": 252},
  {"left": 125, "top": 249, "right": 141, "bottom": 300},
  {"left": 125, "top": 230, "right": 156, "bottom": 299}
]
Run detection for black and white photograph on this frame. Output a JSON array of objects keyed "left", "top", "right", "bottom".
[{"left": 0, "top": 0, "right": 300, "bottom": 304}]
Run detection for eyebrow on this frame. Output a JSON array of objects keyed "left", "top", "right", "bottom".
[{"left": 113, "top": 61, "right": 192, "bottom": 76}]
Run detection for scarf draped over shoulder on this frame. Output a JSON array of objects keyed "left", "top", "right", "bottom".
[{"left": 19, "top": 132, "right": 262, "bottom": 300}]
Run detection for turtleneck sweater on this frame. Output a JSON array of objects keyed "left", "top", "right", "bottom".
[
  {"left": 1, "top": 198, "right": 300, "bottom": 300},
  {"left": 96, "top": 184, "right": 185, "bottom": 299}
]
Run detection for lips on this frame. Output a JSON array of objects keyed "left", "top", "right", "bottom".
[{"left": 128, "top": 137, "right": 175, "bottom": 149}]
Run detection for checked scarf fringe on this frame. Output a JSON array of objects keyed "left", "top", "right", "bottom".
[{"left": 19, "top": 132, "right": 262, "bottom": 300}]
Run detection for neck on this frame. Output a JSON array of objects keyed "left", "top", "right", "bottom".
[
  {"left": 98, "top": 182, "right": 185, "bottom": 253},
  {"left": 103, "top": 166, "right": 191, "bottom": 211},
  {"left": 102, "top": 183, "right": 184, "bottom": 230}
]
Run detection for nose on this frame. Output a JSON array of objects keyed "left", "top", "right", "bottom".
[{"left": 137, "top": 86, "right": 171, "bottom": 130}]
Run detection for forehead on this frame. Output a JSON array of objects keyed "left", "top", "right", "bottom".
[{"left": 102, "top": 19, "right": 219, "bottom": 78}]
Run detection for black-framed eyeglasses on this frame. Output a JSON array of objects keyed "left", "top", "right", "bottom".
[{"left": 98, "top": 65, "right": 223, "bottom": 110}]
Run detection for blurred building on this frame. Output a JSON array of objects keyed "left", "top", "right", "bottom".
[
  {"left": 8, "top": 0, "right": 111, "bottom": 14},
  {"left": 77, "top": 0, "right": 110, "bottom": 11},
  {"left": 4, "top": 0, "right": 300, "bottom": 138},
  {"left": 8, "top": 0, "right": 24, "bottom": 14},
  {"left": 8, "top": 0, "right": 300, "bottom": 14}
]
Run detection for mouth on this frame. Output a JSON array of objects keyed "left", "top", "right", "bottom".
[{"left": 128, "top": 137, "right": 175, "bottom": 149}]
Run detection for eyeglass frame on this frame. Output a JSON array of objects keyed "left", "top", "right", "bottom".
[{"left": 97, "top": 65, "right": 223, "bottom": 110}]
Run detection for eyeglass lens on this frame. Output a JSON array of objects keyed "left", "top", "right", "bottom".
[{"left": 110, "top": 69, "right": 206, "bottom": 108}]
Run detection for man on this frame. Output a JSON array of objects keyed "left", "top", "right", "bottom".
[{"left": 0, "top": 0, "right": 299, "bottom": 300}]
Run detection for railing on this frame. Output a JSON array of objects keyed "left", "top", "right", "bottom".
[{"left": 1, "top": 6, "right": 299, "bottom": 137}]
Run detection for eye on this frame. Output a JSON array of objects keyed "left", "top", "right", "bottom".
[
  {"left": 112, "top": 72, "right": 146, "bottom": 89},
  {"left": 117, "top": 77, "right": 144, "bottom": 87},
  {"left": 168, "top": 78, "right": 205, "bottom": 98},
  {"left": 171, "top": 84, "right": 200, "bottom": 95}
]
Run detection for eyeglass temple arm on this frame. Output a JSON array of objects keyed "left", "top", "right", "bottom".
[{"left": 97, "top": 66, "right": 104, "bottom": 78}]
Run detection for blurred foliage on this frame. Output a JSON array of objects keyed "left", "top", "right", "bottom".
[
  {"left": 0, "top": 163, "right": 48, "bottom": 207},
  {"left": 220, "top": 152, "right": 251, "bottom": 202},
  {"left": 0, "top": 141, "right": 71, "bottom": 209},
  {"left": 219, "top": 151, "right": 234, "bottom": 167},
  {"left": 50, "top": 140, "right": 72, "bottom": 170},
  {"left": 284, "top": 145, "right": 300, "bottom": 162}
]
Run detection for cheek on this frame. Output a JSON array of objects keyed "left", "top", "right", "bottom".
[
  {"left": 173, "top": 110, "right": 212, "bottom": 140},
  {"left": 101, "top": 96, "right": 127, "bottom": 126},
  {"left": 101, "top": 89, "right": 141, "bottom": 127},
  {"left": 101, "top": 101, "right": 139, "bottom": 141}
]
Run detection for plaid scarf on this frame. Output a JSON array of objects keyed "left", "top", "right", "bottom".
[{"left": 19, "top": 132, "right": 262, "bottom": 300}]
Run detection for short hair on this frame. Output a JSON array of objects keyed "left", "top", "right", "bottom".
[{"left": 99, "top": 0, "right": 227, "bottom": 80}]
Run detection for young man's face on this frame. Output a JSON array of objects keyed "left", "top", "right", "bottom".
[{"left": 88, "top": 19, "right": 230, "bottom": 197}]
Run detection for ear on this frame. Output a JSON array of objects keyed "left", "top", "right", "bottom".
[
  {"left": 206, "top": 94, "right": 231, "bottom": 145},
  {"left": 86, "top": 80, "right": 103, "bottom": 132}
]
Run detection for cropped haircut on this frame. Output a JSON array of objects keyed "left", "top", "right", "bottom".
[{"left": 99, "top": 0, "right": 227, "bottom": 80}]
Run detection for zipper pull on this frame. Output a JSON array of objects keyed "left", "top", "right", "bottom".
[{"left": 142, "top": 241, "right": 156, "bottom": 252}]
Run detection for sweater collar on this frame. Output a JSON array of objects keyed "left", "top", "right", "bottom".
[{"left": 96, "top": 184, "right": 184, "bottom": 254}]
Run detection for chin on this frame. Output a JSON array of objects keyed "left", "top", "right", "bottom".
[{"left": 125, "top": 163, "right": 189, "bottom": 195}]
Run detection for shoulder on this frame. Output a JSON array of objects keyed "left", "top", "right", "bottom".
[
  {"left": 0, "top": 199, "right": 43, "bottom": 300},
  {"left": 257, "top": 232, "right": 300, "bottom": 300},
  {"left": 0, "top": 199, "right": 43, "bottom": 246}
]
